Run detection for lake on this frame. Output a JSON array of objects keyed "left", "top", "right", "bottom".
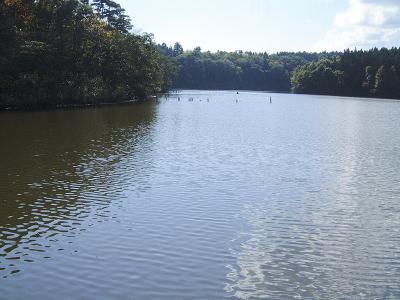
[{"left": 1, "top": 90, "right": 400, "bottom": 299}]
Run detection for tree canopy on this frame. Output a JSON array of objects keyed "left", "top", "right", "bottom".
[
  {"left": 292, "top": 48, "right": 400, "bottom": 99},
  {"left": 158, "top": 43, "right": 337, "bottom": 92},
  {"left": 0, "top": 0, "right": 174, "bottom": 109},
  {"left": 2, "top": 0, "right": 400, "bottom": 110}
]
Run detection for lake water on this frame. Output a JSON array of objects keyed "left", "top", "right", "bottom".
[{"left": 1, "top": 90, "right": 400, "bottom": 299}]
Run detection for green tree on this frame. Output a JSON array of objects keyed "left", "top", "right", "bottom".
[
  {"left": 363, "top": 66, "right": 375, "bottom": 94},
  {"left": 91, "top": 0, "right": 132, "bottom": 33},
  {"left": 0, "top": 0, "right": 175, "bottom": 110},
  {"left": 375, "top": 65, "right": 400, "bottom": 98},
  {"left": 291, "top": 48, "right": 400, "bottom": 99},
  {"left": 173, "top": 42, "right": 184, "bottom": 57},
  {"left": 292, "top": 59, "right": 343, "bottom": 95}
]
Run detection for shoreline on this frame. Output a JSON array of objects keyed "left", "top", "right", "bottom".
[
  {"left": 0, "top": 97, "right": 160, "bottom": 113},
  {"left": 172, "top": 88, "right": 400, "bottom": 102},
  {"left": 2, "top": 90, "right": 400, "bottom": 113}
]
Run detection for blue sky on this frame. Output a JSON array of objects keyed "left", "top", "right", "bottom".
[{"left": 117, "top": 0, "right": 400, "bottom": 53}]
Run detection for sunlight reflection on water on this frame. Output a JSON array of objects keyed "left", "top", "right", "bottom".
[{"left": 1, "top": 91, "right": 400, "bottom": 299}]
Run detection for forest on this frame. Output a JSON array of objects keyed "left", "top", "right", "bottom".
[
  {"left": 161, "top": 43, "right": 400, "bottom": 100},
  {"left": 0, "top": 0, "right": 175, "bottom": 109},
  {"left": 1, "top": 0, "right": 400, "bottom": 110},
  {"left": 291, "top": 48, "right": 400, "bottom": 99},
  {"left": 158, "top": 43, "right": 336, "bottom": 92}
]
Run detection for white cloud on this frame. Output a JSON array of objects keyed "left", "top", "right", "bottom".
[{"left": 314, "top": 0, "right": 400, "bottom": 51}]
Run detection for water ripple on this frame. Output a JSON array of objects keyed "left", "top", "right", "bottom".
[{"left": 1, "top": 92, "right": 400, "bottom": 299}]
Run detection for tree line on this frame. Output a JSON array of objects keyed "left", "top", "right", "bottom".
[
  {"left": 292, "top": 48, "right": 400, "bottom": 99},
  {"left": 0, "top": 0, "right": 175, "bottom": 110},
  {"left": 158, "top": 43, "right": 337, "bottom": 92},
  {"left": 160, "top": 43, "right": 400, "bottom": 100},
  {"left": 2, "top": 0, "right": 400, "bottom": 110}
]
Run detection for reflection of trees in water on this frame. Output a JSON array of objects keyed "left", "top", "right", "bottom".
[{"left": 0, "top": 103, "right": 157, "bottom": 276}]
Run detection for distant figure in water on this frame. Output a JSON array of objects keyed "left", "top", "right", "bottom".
[
  {"left": 270, "top": 96, "right": 272, "bottom": 104},
  {"left": 207, "top": 98, "right": 209, "bottom": 102},
  {"left": 178, "top": 97, "right": 180, "bottom": 101},
  {"left": 237, "top": 91, "right": 239, "bottom": 95},
  {"left": 236, "top": 99, "right": 238, "bottom": 103}
]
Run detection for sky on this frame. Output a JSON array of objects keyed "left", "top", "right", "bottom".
[{"left": 117, "top": 0, "right": 400, "bottom": 53}]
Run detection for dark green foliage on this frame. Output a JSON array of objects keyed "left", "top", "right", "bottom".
[
  {"left": 158, "top": 44, "right": 336, "bottom": 92},
  {"left": 374, "top": 65, "right": 400, "bottom": 98},
  {"left": 0, "top": 0, "right": 173, "bottom": 110},
  {"left": 91, "top": 0, "right": 132, "bottom": 33},
  {"left": 3, "top": 0, "right": 400, "bottom": 109},
  {"left": 292, "top": 48, "right": 400, "bottom": 99},
  {"left": 291, "top": 58, "right": 344, "bottom": 95},
  {"left": 173, "top": 42, "right": 184, "bottom": 57}
]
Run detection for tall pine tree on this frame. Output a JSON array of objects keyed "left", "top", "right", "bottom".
[{"left": 91, "top": 0, "right": 132, "bottom": 33}]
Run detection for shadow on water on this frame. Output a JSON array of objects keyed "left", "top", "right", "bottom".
[{"left": 0, "top": 102, "right": 157, "bottom": 277}]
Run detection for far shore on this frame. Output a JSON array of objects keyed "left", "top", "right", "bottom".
[
  {"left": 2, "top": 90, "right": 400, "bottom": 113},
  {"left": 0, "top": 97, "right": 156, "bottom": 113}
]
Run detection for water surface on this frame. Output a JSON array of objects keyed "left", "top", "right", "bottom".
[{"left": 1, "top": 91, "right": 400, "bottom": 299}]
